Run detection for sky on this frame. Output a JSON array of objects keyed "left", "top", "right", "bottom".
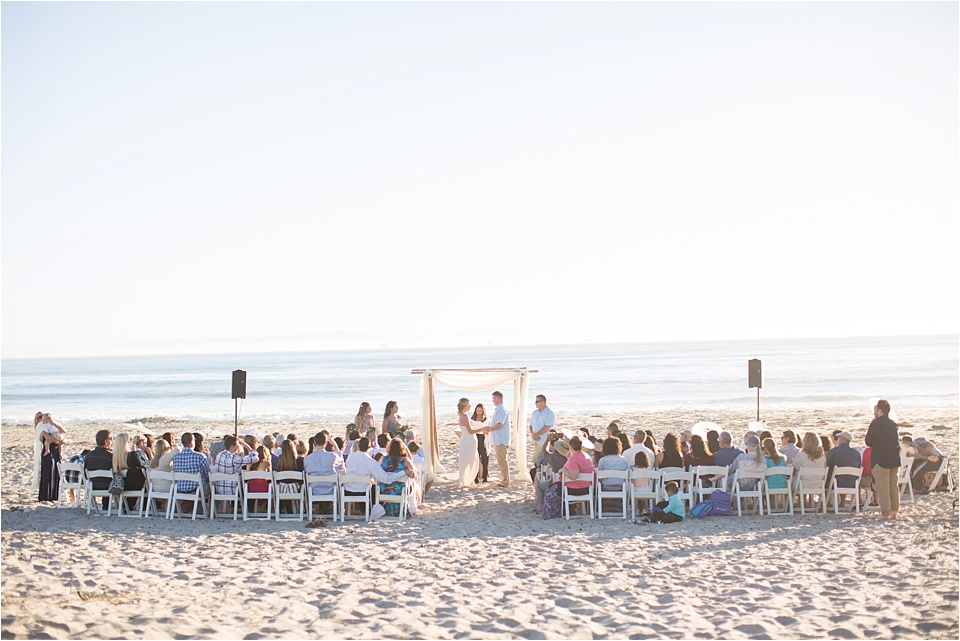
[{"left": 2, "top": 1, "right": 958, "bottom": 359}]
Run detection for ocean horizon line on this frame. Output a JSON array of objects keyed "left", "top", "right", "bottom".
[{"left": 2, "top": 331, "right": 956, "bottom": 363}]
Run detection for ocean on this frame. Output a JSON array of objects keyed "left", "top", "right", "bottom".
[{"left": 1, "top": 335, "right": 956, "bottom": 425}]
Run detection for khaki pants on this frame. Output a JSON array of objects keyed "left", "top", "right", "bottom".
[
  {"left": 493, "top": 444, "right": 511, "bottom": 487},
  {"left": 532, "top": 442, "right": 543, "bottom": 468},
  {"left": 873, "top": 465, "right": 900, "bottom": 517}
]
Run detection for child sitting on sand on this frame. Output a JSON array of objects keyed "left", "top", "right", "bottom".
[{"left": 637, "top": 481, "right": 685, "bottom": 524}]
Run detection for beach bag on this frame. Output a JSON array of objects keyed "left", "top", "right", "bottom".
[
  {"left": 710, "top": 490, "right": 732, "bottom": 516},
  {"left": 689, "top": 499, "right": 713, "bottom": 518},
  {"left": 542, "top": 483, "right": 561, "bottom": 520},
  {"left": 108, "top": 472, "right": 125, "bottom": 496}
]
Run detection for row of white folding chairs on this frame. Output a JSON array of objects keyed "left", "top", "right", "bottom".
[
  {"left": 87, "top": 467, "right": 412, "bottom": 523},
  {"left": 549, "top": 464, "right": 869, "bottom": 520}
]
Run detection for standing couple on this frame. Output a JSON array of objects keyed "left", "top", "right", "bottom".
[{"left": 458, "top": 391, "right": 511, "bottom": 488}]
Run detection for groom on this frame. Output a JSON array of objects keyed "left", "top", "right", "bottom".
[{"left": 488, "top": 391, "right": 511, "bottom": 487}]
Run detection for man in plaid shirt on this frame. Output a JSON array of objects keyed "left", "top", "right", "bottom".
[
  {"left": 172, "top": 433, "right": 211, "bottom": 495},
  {"left": 214, "top": 435, "right": 260, "bottom": 495}
]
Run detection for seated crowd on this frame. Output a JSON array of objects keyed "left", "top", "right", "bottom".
[
  {"left": 79, "top": 423, "right": 430, "bottom": 520},
  {"left": 531, "top": 419, "right": 945, "bottom": 521}
]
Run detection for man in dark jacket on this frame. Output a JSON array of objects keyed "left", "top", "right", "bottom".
[
  {"left": 83, "top": 429, "right": 113, "bottom": 510},
  {"left": 864, "top": 400, "right": 900, "bottom": 519}
]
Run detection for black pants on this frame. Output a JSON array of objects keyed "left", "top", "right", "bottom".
[
  {"left": 651, "top": 500, "right": 683, "bottom": 523},
  {"left": 475, "top": 434, "right": 489, "bottom": 483}
]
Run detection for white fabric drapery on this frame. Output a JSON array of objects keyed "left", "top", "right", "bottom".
[{"left": 418, "top": 369, "right": 530, "bottom": 481}]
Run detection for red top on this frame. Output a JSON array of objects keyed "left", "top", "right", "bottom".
[{"left": 563, "top": 450, "right": 595, "bottom": 489}]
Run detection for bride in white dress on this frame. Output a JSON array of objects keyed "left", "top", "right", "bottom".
[{"left": 457, "top": 398, "right": 482, "bottom": 488}]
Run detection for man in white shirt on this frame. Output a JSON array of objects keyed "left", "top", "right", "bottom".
[
  {"left": 343, "top": 437, "right": 412, "bottom": 495},
  {"left": 302, "top": 432, "right": 344, "bottom": 495},
  {"left": 623, "top": 430, "right": 655, "bottom": 469},
  {"left": 528, "top": 394, "right": 555, "bottom": 467}
]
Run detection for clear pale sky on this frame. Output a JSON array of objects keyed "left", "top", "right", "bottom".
[{"left": 2, "top": 2, "right": 957, "bottom": 358}]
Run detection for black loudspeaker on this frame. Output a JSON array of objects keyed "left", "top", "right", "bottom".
[
  {"left": 232, "top": 369, "right": 247, "bottom": 399},
  {"left": 748, "top": 359, "right": 762, "bottom": 389}
]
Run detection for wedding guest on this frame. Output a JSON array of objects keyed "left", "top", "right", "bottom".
[
  {"left": 149, "top": 439, "right": 175, "bottom": 495},
  {"left": 643, "top": 434, "right": 659, "bottom": 461},
  {"left": 172, "top": 433, "right": 210, "bottom": 496},
  {"left": 630, "top": 451, "right": 653, "bottom": 491},
  {"left": 142, "top": 434, "right": 156, "bottom": 460},
  {"left": 712, "top": 431, "right": 741, "bottom": 468},
  {"left": 193, "top": 432, "right": 213, "bottom": 468},
  {"left": 759, "top": 429, "right": 773, "bottom": 443},
  {"left": 33, "top": 412, "right": 66, "bottom": 502},
  {"left": 657, "top": 433, "right": 684, "bottom": 469},
  {"left": 616, "top": 433, "right": 631, "bottom": 455},
  {"left": 825, "top": 431, "right": 861, "bottom": 493},
  {"left": 344, "top": 429, "right": 361, "bottom": 458},
  {"left": 820, "top": 434, "right": 834, "bottom": 454},
  {"left": 706, "top": 430, "right": 721, "bottom": 455},
  {"left": 780, "top": 430, "right": 801, "bottom": 465},
  {"left": 161, "top": 432, "right": 177, "bottom": 450},
  {"left": 561, "top": 436, "right": 595, "bottom": 507},
  {"left": 529, "top": 395, "right": 555, "bottom": 467},
  {"left": 344, "top": 437, "right": 412, "bottom": 500},
  {"left": 791, "top": 431, "right": 827, "bottom": 496},
  {"left": 208, "top": 434, "right": 227, "bottom": 462},
  {"left": 679, "top": 430, "right": 693, "bottom": 456},
  {"left": 354, "top": 402, "right": 376, "bottom": 435},
  {"left": 727, "top": 436, "right": 766, "bottom": 493},
  {"left": 597, "top": 437, "right": 629, "bottom": 492},
  {"left": 242, "top": 434, "right": 260, "bottom": 452},
  {"left": 261, "top": 435, "right": 279, "bottom": 469},
  {"left": 383, "top": 401, "right": 402, "bottom": 437},
  {"left": 213, "top": 435, "right": 259, "bottom": 499},
  {"left": 298, "top": 441, "right": 309, "bottom": 457},
  {"left": 865, "top": 399, "right": 900, "bottom": 519},
  {"left": 471, "top": 405, "right": 491, "bottom": 484},
  {"left": 640, "top": 481, "right": 685, "bottom": 523},
  {"left": 683, "top": 434, "right": 715, "bottom": 470},
  {"left": 303, "top": 432, "right": 344, "bottom": 498},
  {"left": 623, "top": 431, "right": 654, "bottom": 470},
  {"left": 762, "top": 438, "right": 789, "bottom": 500},
  {"left": 407, "top": 441, "right": 434, "bottom": 497},
  {"left": 909, "top": 437, "right": 944, "bottom": 493},
  {"left": 244, "top": 446, "right": 272, "bottom": 514},
  {"left": 114, "top": 433, "right": 148, "bottom": 511},
  {"left": 84, "top": 430, "right": 114, "bottom": 510},
  {"left": 380, "top": 439, "right": 414, "bottom": 518}
]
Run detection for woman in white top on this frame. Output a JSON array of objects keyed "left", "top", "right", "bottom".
[{"left": 149, "top": 439, "right": 177, "bottom": 493}]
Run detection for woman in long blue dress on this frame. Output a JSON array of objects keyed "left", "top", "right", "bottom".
[{"left": 379, "top": 438, "right": 412, "bottom": 518}]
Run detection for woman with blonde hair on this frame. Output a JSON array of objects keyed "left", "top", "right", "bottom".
[
  {"left": 791, "top": 431, "right": 826, "bottom": 495},
  {"left": 113, "top": 434, "right": 148, "bottom": 510},
  {"left": 457, "top": 398, "right": 484, "bottom": 488}
]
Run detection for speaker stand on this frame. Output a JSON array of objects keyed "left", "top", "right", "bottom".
[
  {"left": 234, "top": 398, "right": 239, "bottom": 438},
  {"left": 756, "top": 388, "right": 760, "bottom": 422}
]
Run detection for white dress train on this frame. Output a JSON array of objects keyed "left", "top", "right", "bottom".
[{"left": 458, "top": 419, "right": 480, "bottom": 487}]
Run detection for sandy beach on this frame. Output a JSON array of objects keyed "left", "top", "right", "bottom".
[{"left": 2, "top": 407, "right": 958, "bottom": 640}]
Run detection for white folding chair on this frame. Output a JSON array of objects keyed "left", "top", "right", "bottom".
[
  {"left": 829, "top": 466, "right": 863, "bottom": 514},
  {"left": 241, "top": 470, "right": 273, "bottom": 521},
  {"left": 659, "top": 469, "right": 694, "bottom": 509},
  {"left": 144, "top": 469, "right": 175, "bottom": 518},
  {"left": 410, "top": 460, "right": 427, "bottom": 504},
  {"left": 693, "top": 466, "right": 729, "bottom": 503},
  {"left": 170, "top": 472, "right": 207, "bottom": 520},
  {"left": 629, "top": 469, "right": 660, "bottom": 519},
  {"left": 117, "top": 480, "right": 146, "bottom": 518},
  {"left": 763, "top": 467, "right": 794, "bottom": 516},
  {"left": 898, "top": 455, "right": 915, "bottom": 504},
  {"left": 209, "top": 472, "right": 242, "bottom": 520},
  {"left": 732, "top": 469, "right": 764, "bottom": 516},
  {"left": 57, "top": 461, "right": 85, "bottom": 508},
  {"left": 338, "top": 474, "right": 374, "bottom": 522},
  {"left": 795, "top": 467, "right": 828, "bottom": 515},
  {"left": 274, "top": 471, "right": 306, "bottom": 521},
  {"left": 306, "top": 473, "right": 339, "bottom": 521},
  {"left": 595, "top": 470, "right": 629, "bottom": 519},
  {"left": 924, "top": 449, "right": 955, "bottom": 493},
  {"left": 561, "top": 470, "right": 594, "bottom": 520},
  {"left": 378, "top": 481, "right": 409, "bottom": 523},
  {"left": 84, "top": 470, "right": 116, "bottom": 516}
]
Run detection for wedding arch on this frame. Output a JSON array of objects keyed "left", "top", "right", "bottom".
[{"left": 411, "top": 367, "right": 535, "bottom": 478}]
